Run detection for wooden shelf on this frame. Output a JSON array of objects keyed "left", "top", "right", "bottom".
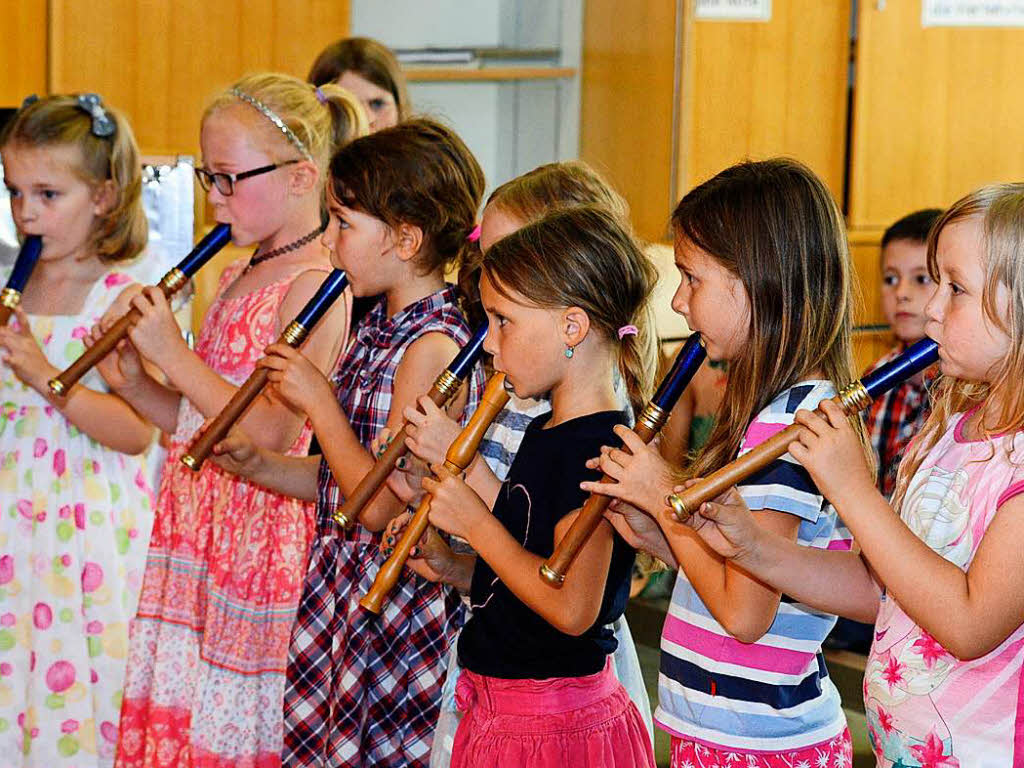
[{"left": 405, "top": 66, "right": 576, "bottom": 82}]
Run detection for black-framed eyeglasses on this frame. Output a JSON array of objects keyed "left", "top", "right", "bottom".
[{"left": 194, "top": 159, "right": 300, "bottom": 196}]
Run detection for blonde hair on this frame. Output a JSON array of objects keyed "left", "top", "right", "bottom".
[
  {"left": 892, "top": 183, "right": 1024, "bottom": 510},
  {"left": 672, "top": 158, "right": 864, "bottom": 479},
  {"left": 1, "top": 94, "right": 146, "bottom": 262},
  {"left": 482, "top": 206, "right": 658, "bottom": 415},
  {"left": 487, "top": 160, "right": 630, "bottom": 229},
  {"left": 204, "top": 72, "right": 368, "bottom": 178}
]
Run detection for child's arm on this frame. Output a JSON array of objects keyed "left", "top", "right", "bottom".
[
  {"left": 682, "top": 485, "right": 881, "bottom": 623},
  {"left": 423, "top": 469, "right": 614, "bottom": 637},
  {"left": 120, "top": 274, "right": 347, "bottom": 453},
  {"left": 210, "top": 427, "right": 320, "bottom": 500},
  {"left": 0, "top": 308, "right": 153, "bottom": 454},
  {"left": 793, "top": 400, "right": 1024, "bottom": 659},
  {"left": 90, "top": 330, "right": 181, "bottom": 433},
  {"left": 582, "top": 424, "right": 815, "bottom": 643},
  {"left": 263, "top": 331, "right": 467, "bottom": 532}
]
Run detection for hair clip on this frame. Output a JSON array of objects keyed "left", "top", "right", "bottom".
[
  {"left": 76, "top": 93, "right": 116, "bottom": 138},
  {"left": 467, "top": 224, "right": 481, "bottom": 243},
  {"left": 617, "top": 324, "right": 638, "bottom": 340},
  {"left": 314, "top": 86, "right": 328, "bottom": 105},
  {"left": 20, "top": 94, "right": 38, "bottom": 111}
]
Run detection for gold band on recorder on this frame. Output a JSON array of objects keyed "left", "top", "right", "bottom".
[
  {"left": 0, "top": 288, "right": 22, "bottom": 327},
  {"left": 359, "top": 373, "right": 511, "bottom": 614}
]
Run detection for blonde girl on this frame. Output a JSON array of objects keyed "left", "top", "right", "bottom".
[
  {"left": 106, "top": 73, "right": 365, "bottom": 767},
  {"left": 0, "top": 93, "right": 153, "bottom": 767}
]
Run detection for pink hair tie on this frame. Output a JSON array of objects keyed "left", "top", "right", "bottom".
[
  {"left": 314, "top": 86, "right": 328, "bottom": 104},
  {"left": 467, "top": 224, "right": 482, "bottom": 243},
  {"left": 617, "top": 324, "right": 638, "bottom": 340}
]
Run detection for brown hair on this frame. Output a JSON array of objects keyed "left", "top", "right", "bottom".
[
  {"left": 672, "top": 158, "right": 863, "bottom": 478},
  {"left": 892, "top": 183, "right": 1024, "bottom": 510},
  {"left": 329, "top": 117, "right": 485, "bottom": 280},
  {"left": 307, "top": 37, "right": 411, "bottom": 120},
  {"left": 482, "top": 206, "right": 658, "bottom": 415},
  {"left": 204, "top": 72, "right": 368, "bottom": 182},
  {"left": 1, "top": 94, "right": 146, "bottom": 262}
]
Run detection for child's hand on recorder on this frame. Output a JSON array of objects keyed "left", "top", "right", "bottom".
[
  {"left": 382, "top": 510, "right": 457, "bottom": 583},
  {"left": 580, "top": 426, "right": 677, "bottom": 515},
  {"left": 422, "top": 465, "right": 489, "bottom": 543},
  {"left": 402, "top": 394, "right": 461, "bottom": 466},
  {"left": 210, "top": 426, "right": 264, "bottom": 479},
  {"left": 679, "top": 481, "right": 763, "bottom": 562}
]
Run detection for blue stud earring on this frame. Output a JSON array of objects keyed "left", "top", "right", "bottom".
[{"left": 565, "top": 345, "right": 575, "bottom": 359}]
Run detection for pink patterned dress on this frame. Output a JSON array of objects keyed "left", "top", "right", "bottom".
[
  {"left": 0, "top": 268, "right": 155, "bottom": 768},
  {"left": 116, "top": 261, "right": 328, "bottom": 768}
]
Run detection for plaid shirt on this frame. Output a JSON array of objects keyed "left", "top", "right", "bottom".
[
  {"left": 284, "top": 286, "right": 485, "bottom": 768},
  {"left": 863, "top": 344, "right": 935, "bottom": 499}
]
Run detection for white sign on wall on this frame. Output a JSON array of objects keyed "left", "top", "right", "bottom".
[
  {"left": 923, "top": 1, "right": 1024, "bottom": 26},
  {"left": 696, "top": 0, "right": 772, "bottom": 22}
]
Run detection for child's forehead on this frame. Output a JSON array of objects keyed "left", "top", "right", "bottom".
[
  {"left": 2, "top": 141, "right": 88, "bottom": 184},
  {"left": 479, "top": 270, "right": 532, "bottom": 309},
  {"left": 881, "top": 238, "right": 929, "bottom": 271},
  {"left": 201, "top": 105, "right": 282, "bottom": 162}
]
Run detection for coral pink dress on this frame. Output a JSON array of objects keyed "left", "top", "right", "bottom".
[{"left": 116, "top": 261, "right": 327, "bottom": 768}]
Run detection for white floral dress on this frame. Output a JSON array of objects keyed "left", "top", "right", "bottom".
[{"left": 0, "top": 268, "right": 155, "bottom": 767}]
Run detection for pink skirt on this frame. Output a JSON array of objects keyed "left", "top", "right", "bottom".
[{"left": 450, "top": 660, "right": 655, "bottom": 768}]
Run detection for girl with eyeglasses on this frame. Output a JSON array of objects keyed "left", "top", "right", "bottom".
[{"left": 100, "top": 73, "right": 366, "bottom": 768}]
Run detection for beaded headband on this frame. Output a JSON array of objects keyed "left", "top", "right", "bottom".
[{"left": 230, "top": 87, "right": 313, "bottom": 162}]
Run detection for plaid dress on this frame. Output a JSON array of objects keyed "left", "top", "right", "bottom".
[
  {"left": 864, "top": 344, "right": 936, "bottom": 499},
  {"left": 283, "top": 286, "right": 485, "bottom": 768}
]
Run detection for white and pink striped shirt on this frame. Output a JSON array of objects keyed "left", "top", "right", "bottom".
[{"left": 656, "top": 381, "right": 852, "bottom": 753}]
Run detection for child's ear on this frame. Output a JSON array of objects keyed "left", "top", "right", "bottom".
[
  {"left": 562, "top": 306, "right": 591, "bottom": 349},
  {"left": 393, "top": 222, "right": 424, "bottom": 263},
  {"left": 91, "top": 180, "right": 118, "bottom": 216},
  {"left": 288, "top": 161, "right": 320, "bottom": 196}
]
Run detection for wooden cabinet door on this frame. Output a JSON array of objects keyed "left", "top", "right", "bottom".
[
  {"left": 49, "top": 0, "right": 351, "bottom": 155},
  {"left": 849, "top": 0, "right": 1024, "bottom": 230},
  {"left": 580, "top": 0, "right": 680, "bottom": 243},
  {"left": 680, "top": 1, "right": 851, "bottom": 203},
  {"left": 1, "top": 0, "right": 47, "bottom": 106}
]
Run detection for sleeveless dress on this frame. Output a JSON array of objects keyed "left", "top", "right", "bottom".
[
  {"left": 116, "top": 260, "right": 328, "bottom": 768},
  {"left": 0, "top": 268, "right": 155, "bottom": 767}
]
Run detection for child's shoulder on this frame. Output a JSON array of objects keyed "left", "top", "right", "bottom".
[{"left": 760, "top": 380, "right": 837, "bottom": 420}]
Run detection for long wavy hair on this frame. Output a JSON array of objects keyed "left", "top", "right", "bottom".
[
  {"left": 891, "top": 183, "right": 1024, "bottom": 511},
  {"left": 673, "top": 158, "right": 863, "bottom": 480}
]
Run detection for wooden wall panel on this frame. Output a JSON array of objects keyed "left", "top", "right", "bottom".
[
  {"left": 849, "top": 0, "right": 1024, "bottom": 229},
  {"left": 49, "top": 1, "right": 351, "bottom": 156},
  {"left": 681, "top": 1, "right": 851, "bottom": 201},
  {"left": 850, "top": 229, "right": 893, "bottom": 373},
  {"left": 580, "top": 0, "right": 679, "bottom": 243},
  {"left": 0, "top": 0, "right": 48, "bottom": 106}
]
